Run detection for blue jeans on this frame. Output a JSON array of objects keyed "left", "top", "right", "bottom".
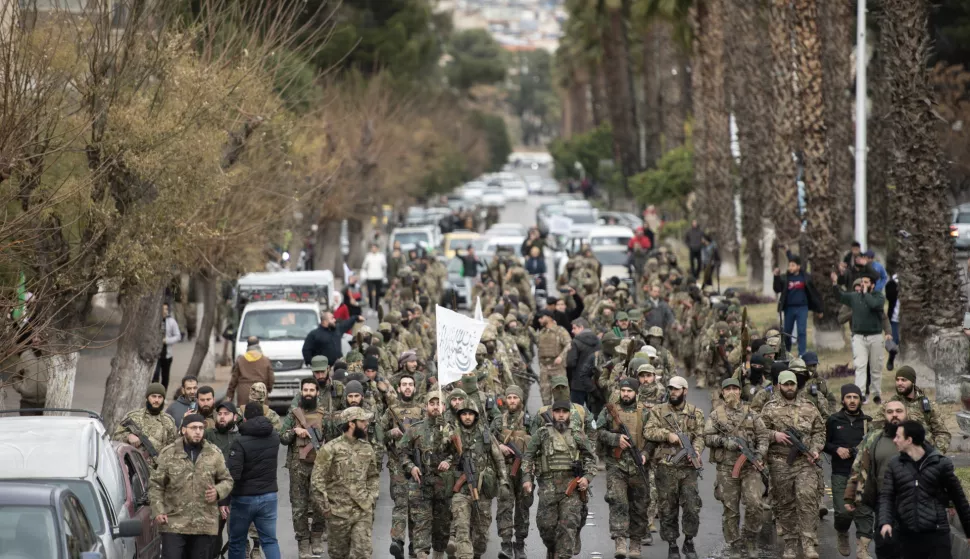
[
  {"left": 228, "top": 493, "right": 280, "bottom": 559},
  {"left": 784, "top": 305, "right": 808, "bottom": 356},
  {"left": 891, "top": 320, "right": 900, "bottom": 345}
]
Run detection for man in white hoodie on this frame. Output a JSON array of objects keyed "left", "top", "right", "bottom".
[
  {"left": 361, "top": 243, "right": 388, "bottom": 311},
  {"left": 151, "top": 302, "right": 182, "bottom": 389}
]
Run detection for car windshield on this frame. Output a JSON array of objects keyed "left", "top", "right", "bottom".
[
  {"left": 0, "top": 506, "right": 58, "bottom": 559},
  {"left": 589, "top": 236, "right": 632, "bottom": 246},
  {"left": 565, "top": 212, "right": 595, "bottom": 224},
  {"left": 956, "top": 212, "right": 970, "bottom": 224},
  {"left": 393, "top": 232, "right": 431, "bottom": 246},
  {"left": 16, "top": 479, "right": 103, "bottom": 534},
  {"left": 593, "top": 249, "right": 629, "bottom": 266},
  {"left": 240, "top": 309, "right": 318, "bottom": 341}
]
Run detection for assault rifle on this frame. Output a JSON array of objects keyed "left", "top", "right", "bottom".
[
  {"left": 307, "top": 426, "right": 325, "bottom": 451},
  {"left": 121, "top": 418, "right": 158, "bottom": 459},
  {"left": 564, "top": 460, "right": 589, "bottom": 503},
  {"left": 664, "top": 413, "right": 703, "bottom": 477},
  {"left": 605, "top": 404, "right": 649, "bottom": 486},
  {"left": 412, "top": 447, "right": 423, "bottom": 480},
  {"left": 452, "top": 434, "right": 480, "bottom": 500},
  {"left": 785, "top": 427, "right": 822, "bottom": 468},
  {"left": 730, "top": 436, "right": 764, "bottom": 478},
  {"left": 505, "top": 441, "right": 524, "bottom": 477}
]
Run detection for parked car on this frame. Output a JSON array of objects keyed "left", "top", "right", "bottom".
[
  {"left": 461, "top": 181, "right": 486, "bottom": 204},
  {"left": 0, "top": 481, "right": 139, "bottom": 559},
  {"left": 390, "top": 225, "right": 440, "bottom": 254},
  {"left": 951, "top": 203, "right": 970, "bottom": 253},
  {"left": 597, "top": 211, "right": 642, "bottom": 229},
  {"left": 592, "top": 246, "right": 632, "bottom": 282},
  {"left": 0, "top": 412, "right": 154, "bottom": 559},
  {"left": 587, "top": 225, "right": 635, "bottom": 247},
  {"left": 112, "top": 444, "right": 160, "bottom": 559},
  {"left": 481, "top": 186, "right": 507, "bottom": 208},
  {"left": 539, "top": 178, "right": 561, "bottom": 195},
  {"left": 485, "top": 223, "right": 528, "bottom": 238},
  {"left": 501, "top": 178, "right": 529, "bottom": 201},
  {"left": 443, "top": 231, "right": 481, "bottom": 259}
]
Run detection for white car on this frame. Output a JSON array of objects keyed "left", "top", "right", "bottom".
[
  {"left": 593, "top": 246, "right": 632, "bottom": 282},
  {"left": 502, "top": 179, "right": 528, "bottom": 201},
  {"left": 563, "top": 199, "right": 593, "bottom": 211},
  {"left": 587, "top": 225, "right": 635, "bottom": 247},
  {"left": 482, "top": 235, "right": 526, "bottom": 261},
  {"left": 486, "top": 222, "right": 528, "bottom": 237},
  {"left": 390, "top": 225, "right": 440, "bottom": 253},
  {"left": 526, "top": 176, "right": 543, "bottom": 194},
  {"left": 539, "top": 178, "right": 560, "bottom": 195},
  {"left": 481, "top": 186, "right": 507, "bottom": 207},
  {"left": 461, "top": 182, "right": 486, "bottom": 203}
]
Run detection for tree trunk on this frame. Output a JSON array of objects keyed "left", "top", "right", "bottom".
[
  {"left": 591, "top": 64, "right": 607, "bottom": 127},
  {"left": 689, "top": 1, "right": 708, "bottom": 223},
  {"left": 884, "top": 0, "right": 964, "bottom": 349},
  {"left": 767, "top": 0, "right": 801, "bottom": 250},
  {"left": 347, "top": 218, "right": 366, "bottom": 270},
  {"left": 819, "top": 0, "right": 854, "bottom": 244},
  {"left": 185, "top": 272, "right": 217, "bottom": 381},
  {"left": 600, "top": 4, "right": 639, "bottom": 182},
  {"left": 867, "top": 16, "right": 891, "bottom": 248},
  {"left": 43, "top": 348, "right": 80, "bottom": 413},
  {"left": 642, "top": 21, "right": 663, "bottom": 168},
  {"left": 101, "top": 287, "right": 165, "bottom": 431},
  {"left": 315, "top": 219, "right": 344, "bottom": 279},
  {"left": 658, "top": 25, "right": 688, "bottom": 152},
  {"left": 571, "top": 75, "right": 590, "bottom": 136}
]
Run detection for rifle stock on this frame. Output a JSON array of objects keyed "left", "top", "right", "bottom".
[{"left": 606, "top": 404, "right": 649, "bottom": 486}]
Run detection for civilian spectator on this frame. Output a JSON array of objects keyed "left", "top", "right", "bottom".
[
  {"left": 843, "top": 241, "right": 862, "bottom": 266},
  {"left": 301, "top": 311, "right": 363, "bottom": 366},
  {"left": 824, "top": 384, "right": 872, "bottom": 557},
  {"left": 878, "top": 421, "right": 970, "bottom": 559},
  {"left": 773, "top": 255, "right": 823, "bottom": 356},
  {"left": 361, "top": 243, "right": 387, "bottom": 311},
  {"left": 166, "top": 375, "right": 199, "bottom": 430},
  {"left": 534, "top": 287, "right": 584, "bottom": 332},
  {"left": 886, "top": 270, "right": 900, "bottom": 371},
  {"left": 684, "top": 220, "right": 704, "bottom": 279},
  {"left": 226, "top": 336, "right": 274, "bottom": 407},
  {"left": 205, "top": 401, "right": 240, "bottom": 557},
  {"left": 628, "top": 227, "right": 652, "bottom": 253},
  {"left": 565, "top": 318, "right": 601, "bottom": 406},
  {"left": 520, "top": 228, "right": 545, "bottom": 258},
  {"left": 831, "top": 272, "right": 889, "bottom": 404},
  {"left": 701, "top": 234, "right": 721, "bottom": 288},
  {"left": 153, "top": 302, "right": 182, "bottom": 390},
  {"left": 643, "top": 284, "right": 676, "bottom": 331},
  {"left": 865, "top": 251, "right": 889, "bottom": 292},
  {"left": 525, "top": 246, "right": 547, "bottom": 279}
]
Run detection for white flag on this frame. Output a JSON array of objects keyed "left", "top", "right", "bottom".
[
  {"left": 473, "top": 296, "right": 484, "bottom": 322},
  {"left": 436, "top": 305, "right": 487, "bottom": 387}
]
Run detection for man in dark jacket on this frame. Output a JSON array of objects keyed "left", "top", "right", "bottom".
[
  {"left": 566, "top": 318, "right": 601, "bottom": 406},
  {"left": 166, "top": 375, "right": 199, "bottom": 429},
  {"left": 684, "top": 220, "right": 704, "bottom": 279},
  {"left": 227, "top": 404, "right": 282, "bottom": 559},
  {"left": 773, "top": 255, "right": 822, "bottom": 356},
  {"left": 823, "top": 384, "right": 871, "bottom": 556},
  {"left": 831, "top": 272, "right": 890, "bottom": 404},
  {"left": 642, "top": 284, "right": 676, "bottom": 331},
  {"left": 878, "top": 420, "right": 970, "bottom": 558},
  {"left": 206, "top": 401, "right": 239, "bottom": 557},
  {"left": 301, "top": 311, "right": 363, "bottom": 366},
  {"left": 534, "top": 287, "right": 584, "bottom": 332}
]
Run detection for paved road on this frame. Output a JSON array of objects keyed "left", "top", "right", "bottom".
[{"left": 26, "top": 167, "right": 856, "bottom": 558}]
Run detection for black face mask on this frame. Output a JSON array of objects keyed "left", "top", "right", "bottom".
[
  {"left": 508, "top": 295, "right": 519, "bottom": 305},
  {"left": 300, "top": 395, "right": 317, "bottom": 410},
  {"left": 749, "top": 366, "right": 764, "bottom": 385},
  {"left": 485, "top": 342, "right": 496, "bottom": 355},
  {"left": 382, "top": 331, "right": 392, "bottom": 343},
  {"left": 402, "top": 318, "right": 411, "bottom": 327}
]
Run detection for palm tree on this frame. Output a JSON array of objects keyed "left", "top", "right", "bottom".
[
  {"left": 819, "top": 0, "right": 854, "bottom": 241},
  {"left": 767, "top": 0, "right": 800, "bottom": 256},
  {"left": 727, "top": 0, "right": 772, "bottom": 285},
  {"left": 554, "top": 43, "right": 592, "bottom": 138},
  {"left": 598, "top": 0, "right": 641, "bottom": 182},
  {"left": 882, "top": 0, "right": 963, "bottom": 348}
]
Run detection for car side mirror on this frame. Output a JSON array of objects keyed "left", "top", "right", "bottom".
[
  {"left": 80, "top": 553, "right": 105, "bottom": 559},
  {"left": 112, "top": 518, "right": 143, "bottom": 539}
]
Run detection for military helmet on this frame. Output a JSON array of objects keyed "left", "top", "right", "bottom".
[
  {"left": 457, "top": 399, "right": 480, "bottom": 417},
  {"left": 249, "top": 382, "right": 268, "bottom": 403},
  {"left": 397, "top": 266, "right": 413, "bottom": 278},
  {"left": 629, "top": 356, "right": 649, "bottom": 373},
  {"left": 647, "top": 326, "right": 664, "bottom": 338},
  {"left": 603, "top": 285, "right": 617, "bottom": 295},
  {"left": 378, "top": 322, "right": 392, "bottom": 332},
  {"left": 505, "top": 313, "right": 519, "bottom": 325},
  {"left": 715, "top": 321, "right": 730, "bottom": 332},
  {"left": 386, "top": 310, "right": 402, "bottom": 325},
  {"left": 788, "top": 358, "right": 807, "bottom": 373},
  {"left": 476, "top": 343, "right": 487, "bottom": 356},
  {"left": 341, "top": 406, "right": 373, "bottom": 423},
  {"left": 488, "top": 313, "right": 506, "bottom": 325},
  {"left": 480, "top": 326, "right": 496, "bottom": 342},
  {"left": 615, "top": 338, "right": 632, "bottom": 356}
]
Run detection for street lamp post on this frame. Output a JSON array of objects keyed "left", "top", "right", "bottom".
[{"left": 855, "top": 0, "right": 868, "bottom": 250}]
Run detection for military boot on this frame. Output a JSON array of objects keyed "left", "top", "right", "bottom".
[
  {"left": 682, "top": 538, "right": 698, "bottom": 559},
  {"left": 445, "top": 540, "right": 456, "bottom": 557},
  {"left": 297, "top": 539, "right": 312, "bottom": 559},
  {"left": 781, "top": 539, "right": 797, "bottom": 559},
  {"left": 726, "top": 543, "right": 743, "bottom": 559},
  {"left": 573, "top": 531, "right": 582, "bottom": 555},
  {"left": 744, "top": 538, "right": 757, "bottom": 559},
  {"left": 390, "top": 539, "right": 406, "bottom": 559},
  {"left": 249, "top": 540, "right": 263, "bottom": 559},
  {"left": 856, "top": 536, "right": 872, "bottom": 559},
  {"left": 512, "top": 539, "right": 526, "bottom": 559},
  {"left": 642, "top": 532, "right": 653, "bottom": 546},
  {"left": 627, "top": 540, "right": 641, "bottom": 559},
  {"left": 802, "top": 539, "right": 819, "bottom": 559},
  {"left": 614, "top": 537, "right": 628, "bottom": 559},
  {"left": 310, "top": 531, "right": 326, "bottom": 556},
  {"left": 416, "top": 553, "right": 429, "bottom": 559},
  {"left": 410, "top": 542, "right": 417, "bottom": 558},
  {"left": 836, "top": 530, "right": 850, "bottom": 556},
  {"left": 498, "top": 540, "right": 513, "bottom": 559},
  {"left": 666, "top": 542, "right": 680, "bottom": 559},
  {"left": 543, "top": 539, "right": 555, "bottom": 559}
]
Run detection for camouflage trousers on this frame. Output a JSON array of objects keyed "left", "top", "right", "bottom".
[
  {"left": 327, "top": 513, "right": 373, "bottom": 559},
  {"left": 536, "top": 472, "right": 585, "bottom": 559},
  {"left": 390, "top": 472, "right": 413, "bottom": 542},
  {"left": 647, "top": 467, "right": 658, "bottom": 523},
  {"left": 449, "top": 492, "right": 492, "bottom": 559},
  {"left": 288, "top": 461, "right": 323, "bottom": 540},
  {"left": 714, "top": 464, "right": 765, "bottom": 545},
  {"left": 604, "top": 463, "right": 649, "bottom": 540},
  {"left": 496, "top": 469, "right": 534, "bottom": 541},
  {"left": 538, "top": 361, "right": 565, "bottom": 406},
  {"left": 768, "top": 457, "right": 822, "bottom": 545},
  {"left": 655, "top": 463, "right": 701, "bottom": 543},
  {"left": 408, "top": 476, "right": 453, "bottom": 553}
]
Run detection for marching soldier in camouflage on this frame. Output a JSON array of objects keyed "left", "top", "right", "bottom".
[
  {"left": 704, "top": 378, "right": 769, "bottom": 559},
  {"left": 481, "top": 326, "right": 516, "bottom": 394},
  {"left": 635, "top": 364, "right": 665, "bottom": 536},
  {"left": 400, "top": 392, "right": 456, "bottom": 559},
  {"left": 362, "top": 355, "right": 396, "bottom": 415},
  {"left": 532, "top": 376, "right": 594, "bottom": 436},
  {"left": 596, "top": 378, "right": 652, "bottom": 558},
  {"left": 536, "top": 309, "right": 572, "bottom": 405},
  {"left": 522, "top": 400, "right": 597, "bottom": 559},
  {"left": 788, "top": 358, "right": 831, "bottom": 419},
  {"left": 383, "top": 372, "right": 427, "bottom": 559},
  {"left": 112, "top": 382, "right": 177, "bottom": 464},
  {"left": 343, "top": 379, "right": 385, "bottom": 469},
  {"left": 408, "top": 303, "right": 435, "bottom": 358},
  {"left": 291, "top": 356, "right": 346, "bottom": 437},
  {"left": 800, "top": 352, "right": 837, "bottom": 414},
  {"left": 280, "top": 378, "right": 331, "bottom": 558},
  {"left": 445, "top": 400, "right": 510, "bottom": 559},
  {"left": 760, "top": 371, "right": 825, "bottom": 559},
  {"left": 388, "top": 267, "right": 417, "bottom": 312},
  {"left": 505, "top": 314, "right": 536, "bottom": 399},
  {"left": 644, "top": 326, "right": 675, "bottom": 384},
  {"left": 644, "top": 376, "right": 706, "bottom": 559},
  {"left": 311, "top": 406, "right": 381, "bottom": 559},
  {"left": 890, "top": 365, "right": 951, "bottom": 453},
  {"left": 492, "top": 385, "right": 535, "bottom": 559},
  {"left": 239, "top": 382, "right": 282, "bottom": 430},
  {"left": 149, "top": 413, "right": 234, "bottom": 553},
  {"left": 377, "top": 323, "right": 401, "bottom": 372}
]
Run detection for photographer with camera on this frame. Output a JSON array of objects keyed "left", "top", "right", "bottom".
[{"left": 830, "top": 271, "right": 891, "bottom": 405}]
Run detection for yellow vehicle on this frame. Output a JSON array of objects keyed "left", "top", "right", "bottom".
[{"left": 443, "top": 231, "right": 481, "bottom": 259}]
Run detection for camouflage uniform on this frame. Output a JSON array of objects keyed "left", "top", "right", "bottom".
[
  {"left": 311, "top": 408, "right": 381, "bottom": 559},
  {"left": 890, "top": 387, "right": 951, "bottom": 453},
  {"left": 789, "top": 359, "right": 832, "bottom": 419},
  {"left": 445, "top": 402, "right": 509, "bottom": 559},
  {"left": 536, "top": 323, "right": 572, "bottom": 405},
  {"left": 636, "top": 366, "right": 666, "bottom": 529},
  {"left": 703, "top": 394, "right": 769, "bottom": 555},
  {"left": 491, "top": 403, "right": 535, "bottom": 554},
  {"left": 280, "top": 403, "right": 329, "bottom": 547},
  {"left": 400, "top": 401, "right": 456, "bottom": 557},
  {"left": 522, "top": 409, "right": 597, "bottom": 559},
  {"left": 111, "top": 407, "right": 177, "bottom": 463},
  {"left": 760, "top": 391, "right": 825, "bottom": 558},
  {"left": 596, "top": 396, "right": 651, "bottom": 557},
  {"left": 376, "top": 325, "right": 401, "bottom": 372},
  {"left": 239, "top": 382, "right": 281, "bottom": 430},
  {"left": 149, "top": 439, "right": 233, "bottom": 536},
  {"left": 643, "top": 400, "right": 706, "bottom": 546},
  {"left": 383, "top": 396, "right": 426, "bottom": 553}
]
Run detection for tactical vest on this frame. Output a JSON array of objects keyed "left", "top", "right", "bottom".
[
  {"left": 500, "top": 412, "right": 531, "bottom": 454},
  {"left": 537, "top": 329, "right": 561, "bottom": 359},
  {"left": 540, "top": 426, "right": 580, "bottom": 474},
  {"left": 393, "top": 402, "right": 425, "bottom": 431},
  {"left": 293, "top": 408, "right": 325, "bottom": 463},
  {"left": 456, "top": 427, "right": 498, "bottom": 498},
  {"left": 611, "top": 404, "right": 645, "bottom": 459},
  {"left": 709, "top": 405, "right": 756, "bottom": 464},
  {"left": 538, "top": 404, "right": 586, "bottom": 430}
]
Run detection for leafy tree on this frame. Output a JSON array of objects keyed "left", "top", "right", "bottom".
[
  {"left": 630, "top": 143, "right": 693, "bottom": 214},
  {"left": 509, "top": 49, "right": 559, "bottom": 144},
  {"left": 550, "top": 124, "right": 613, "bottom": 181},
  {"left": 446, "top": 29, "right": 508, "bottom": 90},
  {"left": 471, "top": 111, "right": 513, "bottom": 171}
]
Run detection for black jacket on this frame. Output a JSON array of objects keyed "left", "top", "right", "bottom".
[
  {"left": 773, "top": 272, "right": 823, "bottom": 313},
  {"left": 302, "top": 319, "right": 356, "bottom": 365},
  {"left": 227, "top": 416, "right": 280, "bottom": 497},
  {"left": 566, "top": 330, "right": 601, "bottom": 392},
  {"left": 823, "top": 409, "right": 870, "bottom": 475},
  {"left": 878, "top": 445, "right": 970, "bottom": 534},
  {"left": 533, "top": 293, "right": 584, "bottom": 332}
]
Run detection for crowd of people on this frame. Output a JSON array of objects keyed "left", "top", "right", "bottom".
[{"left": 104, "top": 220, "right": 970, "bottom": 559}]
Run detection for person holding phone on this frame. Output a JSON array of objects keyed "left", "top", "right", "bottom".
[{"left": 831, "top": 271, "right": 890, "bottom": 404}]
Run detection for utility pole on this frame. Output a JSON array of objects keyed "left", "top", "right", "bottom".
[{"left": 854, "top": 0, "right": 868, "bottom": 250}]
